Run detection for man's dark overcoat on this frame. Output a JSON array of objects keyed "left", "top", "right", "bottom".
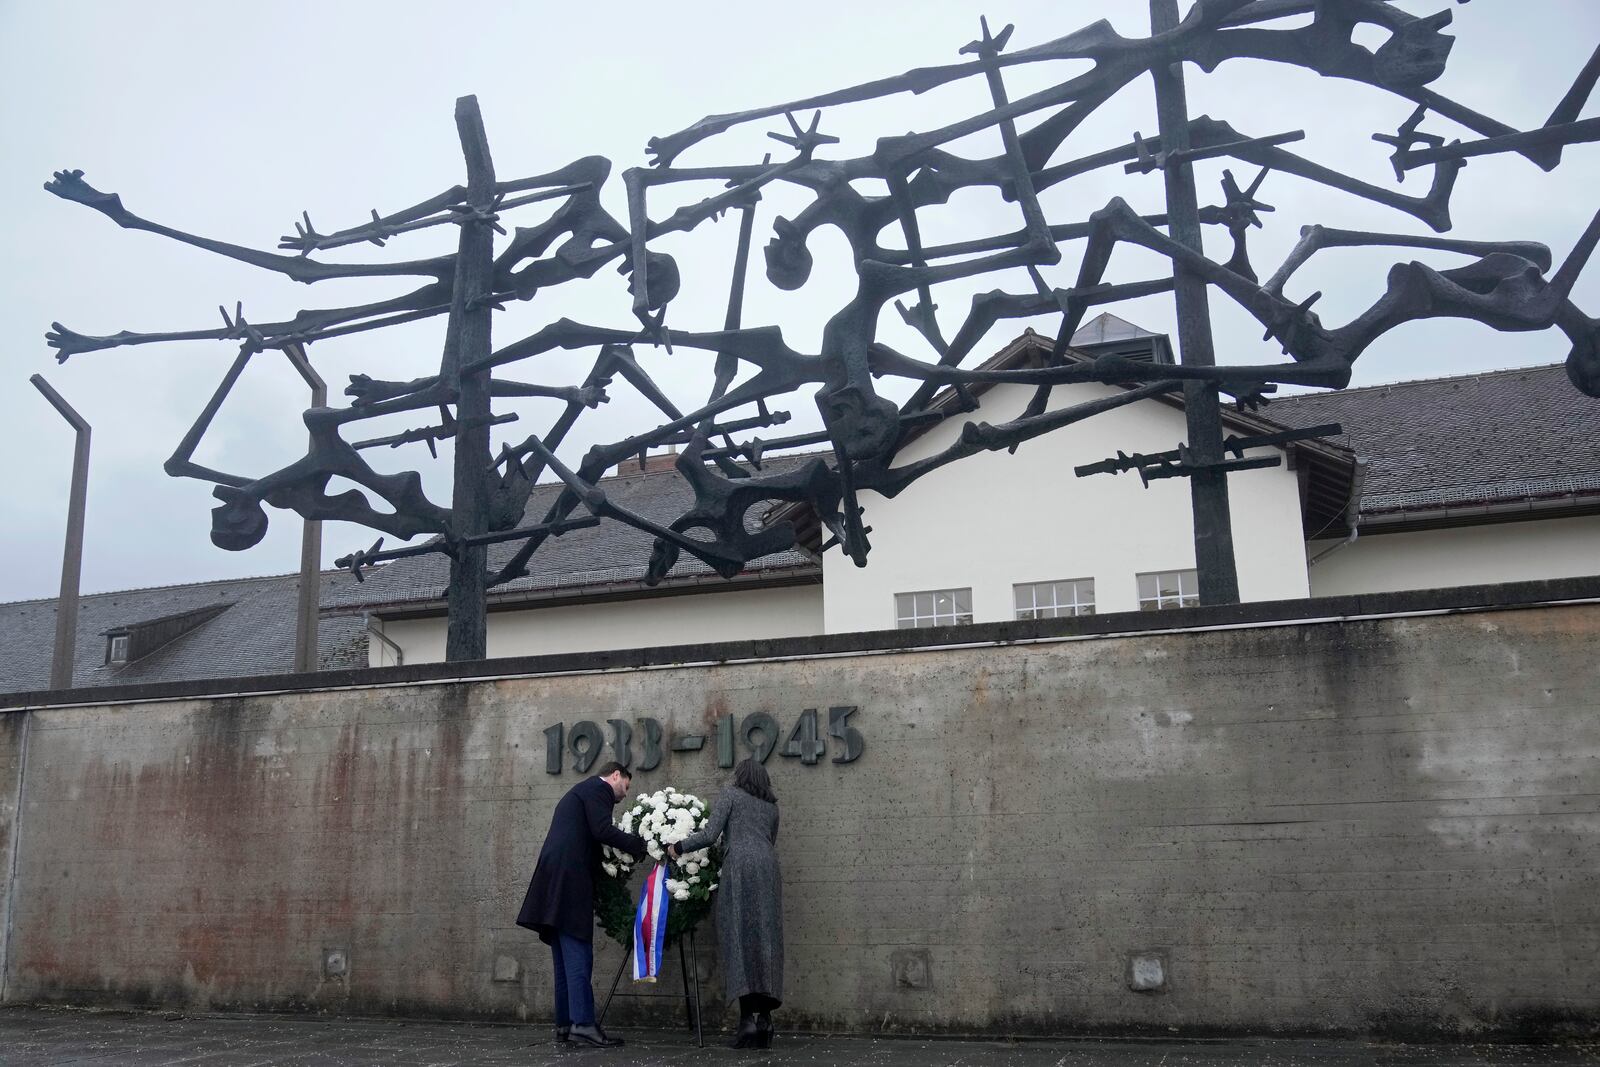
[{"left": 517, "top": 776, "right": 646, "bottom": 943}]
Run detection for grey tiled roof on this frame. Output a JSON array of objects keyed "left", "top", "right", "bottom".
[
  {"left": 0, "top": 571, "right": 367, "bottom": 695},
  {"left": 323, "top": 454, "right": 823, "bottom": 613},
  {"left": 1264, "top": 364, "right": 1600, "bottom": 516}
]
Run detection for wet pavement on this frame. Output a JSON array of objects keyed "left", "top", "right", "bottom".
[{"left": 1, "top": 1006, "right": 1597, "bottom": 1066}]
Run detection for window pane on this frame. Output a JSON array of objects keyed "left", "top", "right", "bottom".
[
  {"left": 1015, "top": 579, "right": 1095, "bottom": 620},
  {"left": 915, "top": 592, "right": 934, "bottom": 616},
  {"left": 1137, "top": 573, "right": 1158, "bottom": 600},
  {"left": 953, "top": 589, "right": 971, "bottom": 614}
]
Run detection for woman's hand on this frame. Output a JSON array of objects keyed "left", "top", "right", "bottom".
[{"left": 666, "top": 843, "right": 680, "bottom": 861}]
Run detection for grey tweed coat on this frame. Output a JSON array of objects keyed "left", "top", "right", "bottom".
[{"left": 676, "top": 785, "right": 783, "bottom": 1006}]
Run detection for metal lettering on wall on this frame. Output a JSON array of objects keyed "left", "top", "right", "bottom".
[{"left": 542, "top": 707, "right": 862, "bottom": 774}]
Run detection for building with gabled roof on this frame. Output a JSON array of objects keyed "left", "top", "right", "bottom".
[
  {"left": 2, "top": 313, "right": 1595, "bottom": 690},
  {"left": 0, "top": 571, "right": 367, "bottom": 692}
]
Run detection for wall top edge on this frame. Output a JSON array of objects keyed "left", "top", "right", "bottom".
[{"left": 3, "top": 575, "right": 1598, "bottom": 711}]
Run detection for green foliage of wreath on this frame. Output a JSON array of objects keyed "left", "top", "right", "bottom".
[
  {"left": 595, "top": 854, "right": 720, "bottom": 948},
  {"left": 593, "top": 789, "right": 724, "bottom": 948}
]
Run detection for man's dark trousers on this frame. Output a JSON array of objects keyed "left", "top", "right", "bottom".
[{"left": 551, "top": 933, "right": 595, "bottom": 1027}]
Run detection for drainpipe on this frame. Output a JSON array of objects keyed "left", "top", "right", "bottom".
[
  {"left": 365, "top": 614, "right": 405, "bottom": 667},
  {"left": 1309, "top": 457, "right": 1368, "bottom": 568}
]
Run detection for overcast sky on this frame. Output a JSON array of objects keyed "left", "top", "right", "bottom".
[{"left": 3, "top": 1, "right": 1597, "bottom": 604}]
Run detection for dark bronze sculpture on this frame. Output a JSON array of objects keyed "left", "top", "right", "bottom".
[{"left": 44, "top": 2, "right": 1600, "bottom": 661}]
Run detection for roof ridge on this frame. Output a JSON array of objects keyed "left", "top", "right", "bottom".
[
  {"left": 0, "top": 567, "right": 349, "bottom": 611},
  {"left": 1272, "top": 361, "right": 1569, "bottom": 402},
  {"left": 596, "top": 447, "right": 833, "bottom": 481}
]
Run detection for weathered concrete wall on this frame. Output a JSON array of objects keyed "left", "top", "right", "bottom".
[
  {"left": 0, "top": 713, "right": 26, "bottom": 1000},
  {"left": 2, "top": 601, "right": 1597, "bottom": 1037}
]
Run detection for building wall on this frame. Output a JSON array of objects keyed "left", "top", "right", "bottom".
[
  {"left": 5, "top": 598, "right": 1596, "bottom": 1036},
  {"left": 0, "top": 714, "right": 24, "bottom": 999},
  {"left": 1307, "top": 514, "right": 1600, "bottom": 597},
  {"left": 367, "top": 583, "right": 824, "bottom": 667},
  {"left": 823, "top": 380, "right": 1310, "bottom": 631}
]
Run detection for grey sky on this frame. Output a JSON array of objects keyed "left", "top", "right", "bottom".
[{"left": 3, "top": 1, "right": 1597, "bottom": 603}]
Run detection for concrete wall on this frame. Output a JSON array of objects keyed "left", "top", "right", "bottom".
[
  {"left": 0, "top": 714, "right": 25, "bottom": 1001},
  {"left": 368, "top": 583, "right": 824, "bottom": 667},
  {"left": 1, "top": 597, "right": 1597, "bottom": 1037},
  {"left": 823, "top": 380, "right": 1310, "bottom": 631},
  {"left": 1308, "top": 515, "right": 1600, "bottom": 597}
]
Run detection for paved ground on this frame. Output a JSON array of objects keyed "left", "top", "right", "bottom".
[{"left": 1, "top": 1007, "right": 1597, "bottom": 1066}]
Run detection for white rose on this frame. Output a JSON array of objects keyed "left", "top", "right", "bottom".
[
  {"left": 672, "top": 889, "right": 689, "bottom": 901},
  {"left": 685, "top": 861, "right": 700, "bottom": 875},
  {"left": 602, "top": 862, "right": 618, "bottom": 878},
  {"left": 647, "top": 843, "right": 663, "bottom": 860}
]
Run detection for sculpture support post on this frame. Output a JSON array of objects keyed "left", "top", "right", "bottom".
[
  {"left": 30, "top": 375, "right": 91, "bottom": 691},
  {"left": 1150, "top": 0, "right": 1240, "bottom": 605},
  {"left": 444, "top": 95, "right": 498, "bottom": 662},
  {"left": 283, "top": 343, "right": 326, "bottom": 673}
]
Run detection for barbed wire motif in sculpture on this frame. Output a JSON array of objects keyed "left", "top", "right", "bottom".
[{"left": 44, "top": 1, "right": 1600, "bottom": 660}]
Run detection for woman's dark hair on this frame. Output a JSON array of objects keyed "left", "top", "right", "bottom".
[{"left": 733, "top": 758, "right": 777, "bottom": 803}]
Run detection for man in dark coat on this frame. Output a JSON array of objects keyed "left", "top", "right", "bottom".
[{"left": 517, "top": 761, "right": 646, "bottom": 1048}]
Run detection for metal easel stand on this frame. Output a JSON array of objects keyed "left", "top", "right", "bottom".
[{"left": 596, "top": 928, "right": 705, "bottom": 1048}]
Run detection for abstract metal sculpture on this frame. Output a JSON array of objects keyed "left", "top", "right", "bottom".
[{"left": 44, "top": 1, "right": 1600, "bottom": 661}]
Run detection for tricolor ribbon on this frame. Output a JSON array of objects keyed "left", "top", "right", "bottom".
[{"left": 631, "top": 863, "right": 670, "bottom": 982}]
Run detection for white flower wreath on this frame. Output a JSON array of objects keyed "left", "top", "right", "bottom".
[{"left": 602, "top": 787, "right": 719, "bottom": 901}]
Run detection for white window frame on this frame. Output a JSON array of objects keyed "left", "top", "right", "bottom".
[
  {"left": 894, "top": 587, "right": 974, "bottom": 629},
  {"left": 1014, "top": 578, "right": 1095, "bottom": 620},
  {"left": 107, "top": 634, "right": 129, "bottom": 664},
  {"left": 1137, "top": 569, "right": 1200, "bottom": 611}
]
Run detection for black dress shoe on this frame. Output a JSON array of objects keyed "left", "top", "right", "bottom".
[
  {"left": 729, "top": 1013, "right": 759, "bottom": 1049},
  {"left": 555, "top": 1024, "right": 571, "bottom": 1043},
  {"left": 569, "top": 1023, "right": 624, "bottom": 1048}
]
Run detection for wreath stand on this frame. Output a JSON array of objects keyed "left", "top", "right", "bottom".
[{"left": 596, "top": 929, "right": 705, "bottom": 1048}]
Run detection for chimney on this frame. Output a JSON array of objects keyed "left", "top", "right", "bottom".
[{"left": 640, "top": 445, "right": 679, "bottom": 474}]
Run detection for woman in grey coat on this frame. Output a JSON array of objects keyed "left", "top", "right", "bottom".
[{"left": 670, "top": 758, "right": 783, "bottom": 1049}]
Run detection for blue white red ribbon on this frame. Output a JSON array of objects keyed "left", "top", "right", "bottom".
[{"left": 632, "top": 863, "right": 670, "bottom": 982}]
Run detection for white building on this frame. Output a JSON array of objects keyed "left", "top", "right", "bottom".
[
  {"left": 7, "top": 313, "right": 1593, "bottom": 691},
  {"left": 319, "top": 314, "right": 1600, "bottom": 667}
]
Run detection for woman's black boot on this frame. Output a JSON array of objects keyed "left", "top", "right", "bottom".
[
  {"left": 729, "top": 1013, "right": 759, "bottom": 1049},
  {"left": 755, "top": 1012, "right": 774, "bottom": 1048}
]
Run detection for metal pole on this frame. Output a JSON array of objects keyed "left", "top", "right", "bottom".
[
  {"left": 598, "top": 943, "right": 633, "bottom": 1026},
  {"left": 688, "top": 929, "right": 704, "bottom": 1047},
  {"left": 444, "top": 95, "right": 498, "bottom": 662},
  {"left": 1149, "top": 0, "right": 1241, "bottom": 605},
  {"left": 30, "top": 375, "right": 90, "bottom": 691},
  {"left": 283, "top": 343, "right": 326, "bottom": 673}
]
